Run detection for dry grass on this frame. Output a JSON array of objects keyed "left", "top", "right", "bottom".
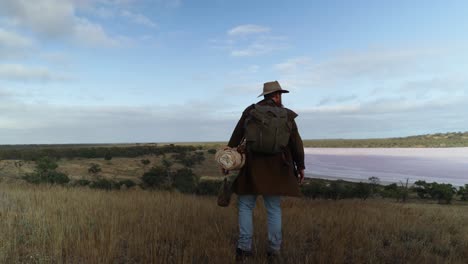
[{"left": 0, "top": 183, "right": 467, "bottom": 263}]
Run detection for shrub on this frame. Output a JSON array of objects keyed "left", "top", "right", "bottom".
[
  {"left": 118, "top": 179, "right": 136, "bottom": 188},
  {"left": 173, "top": 152, "right": 205, "bottom": 168},
  {"left": 104, "top": 153, "right": 112, "bottom": 161},
  {"left": 380, "top": 183, "right": 401, "bottom": 199},
  {"left": 173, "top": 168, "right": 199, "bottom": 193},
  {"left": 35, "top": 156, "right": 58, "bottom": 173},
  {"left": 75, "top": 179, "right": 91, "bottom": 186},
  {"left": 458, "top": 184, "right": 468, "bottom": 201},
  {"left": 23, "top": 156, "right": 70, "bottom": 185},
  {"left": 141, "top": 166, "right": 169, "bottom": 188},
  {"left": 301, "top": 182, "right": 326, "bottom": 199},
  {"left": 141, "top": 159, "right": 151, "bottom": 166},
  {"left": 23, "top": 171, "right": 70, "bottom": 185},
  {"left": 88, "top": 163, "right": 102, "bottom": 174},
  {"left": 196, "top": 179, "right": 223, "bottom": 196},
  {"left": 353, "top": 182, "right": 372, "bottom": 200},
  {"left": 207, "top": 149, "right": 217, "bottom": 154},
  {"left": 429, "top": 183, "right": 456, "bottom": 204},
  {"left": 90, "top": 178, "right": 116, "bottom": 190}
]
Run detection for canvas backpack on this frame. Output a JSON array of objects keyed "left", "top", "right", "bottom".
[{"left": 244, "top": 104, "right": 291, "bottom": 154}]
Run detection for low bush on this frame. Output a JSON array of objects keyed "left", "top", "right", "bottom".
[
  {"left": 141, "top": 166, "right": 169, "bottom": 188},
  {"left": 90, "top": 178, "right": 117, "bottom": 190},
  {"left": 173, "top": 168, "right": 199, "bottom": 193},
  {"left": 23, "top": 171, "right": 70, "bottom": 185},
  {"left": 196, "top": 179, "right": 223, "bottom": 196},
  {"left": 118, "top": 179, "right": 136, "bottom": 188},
  {"left": 74, "top": 179, "right": 91, "bottom": 186}
]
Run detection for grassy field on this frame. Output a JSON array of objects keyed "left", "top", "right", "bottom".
[{"left": 0, "top": 183, "right": 467, "bottom": 263}]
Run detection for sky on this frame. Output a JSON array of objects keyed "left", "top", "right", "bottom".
[{"left": 0, "top": 0, "right": 467, "bottom": 144}]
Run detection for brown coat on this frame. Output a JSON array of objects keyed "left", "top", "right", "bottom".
[{"left": 228, "top": 99, "right": 305, "bottom": 197}]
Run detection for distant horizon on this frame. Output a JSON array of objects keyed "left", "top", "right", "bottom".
[{"left": 0, "top": 130, "right": 466, "bottom": 146}]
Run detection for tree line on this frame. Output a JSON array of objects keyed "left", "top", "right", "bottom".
[{"left": 0, "top": 144, "right": 200, "bottom": 160}]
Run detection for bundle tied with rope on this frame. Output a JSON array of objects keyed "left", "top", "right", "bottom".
[
  {"left": 214, "top": 145, "right": 245, "bottom": 171},
  {"left": 214, "top": 142, "right": 246, "bottom": 207}
]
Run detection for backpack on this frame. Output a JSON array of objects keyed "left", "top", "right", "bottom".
[{"left": 244, "top": 104, "right": 291, "bottom": 154}]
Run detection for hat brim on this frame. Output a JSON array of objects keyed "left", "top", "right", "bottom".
[{"left": 257, "top": 90, "right": 289, "bottom": 98}]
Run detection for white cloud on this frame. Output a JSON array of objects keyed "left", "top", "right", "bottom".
[
  {"left": 299, "top": 96, "right": 460, "bottom": 116},
  {"left": 231, "top": 41, "right": 286, "bottom": 57},
  {"left": 74, "top": 18, "right": 122, "bottom": 47},
  {"left": 0, "top": 0, "right": 75, "bottom": 37},
  {"left": 274, "top": 57, "right": 311, "bottom": 73},
  {"left": 215, "top": 24, "right": 287, "bottom": 57},
  {"left": 0, "top": 0, "right": 126, "bottom": 47},
  {"left": 228, "top": 24, "right": 270, "bottom": 37},
  {"left": 121, "top": 10, "right": 157, "bottom": 28},
  {"left": 0, "top": 27, "right": 34, "bottom": 58},
  {"left": 0, "top": 64, "right": 71, "bottom": 82},
  {"left": 274, "top": 48, "right": 446, "bottom": 91},
  {"left": 0, "top": 28, "right": 33, "bottom": 48},
  {"left": 401, "top": 76, "right": 467, "bottom": 93}
]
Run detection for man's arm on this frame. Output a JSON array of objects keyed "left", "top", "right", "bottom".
[
  {"left": 227, "top": 107, "right": 251, "bottom": 148},
  {"left": 289, "top": 119, "right": 305, "bottom": 183}
]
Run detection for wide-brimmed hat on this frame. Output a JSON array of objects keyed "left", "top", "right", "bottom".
[{"left": 257, "top": 80, "right": 289, "bottom": 97}]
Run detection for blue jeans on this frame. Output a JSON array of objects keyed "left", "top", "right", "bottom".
[{"left": 237, "top": 195, "right": 282, "bottom": 253}]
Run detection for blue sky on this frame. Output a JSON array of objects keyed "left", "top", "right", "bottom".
[{"left": 0, "top": 0, "right": 467, "bottom": 144}]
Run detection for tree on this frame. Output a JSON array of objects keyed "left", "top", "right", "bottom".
[
  {"left": 458, "top": 184, "right": 468, "bottom": 201},
  {"left": 413, "top": 180, "right": 430, "bottom": 199},
  {"left": 368, "top": 176, "right": 381, "bottom": 196},
  {"left": 429, "top": 183, "right": 456, "bottom": 204},
  {"left": 381, "top": 183, "right": 401, "bottom": 200},
  {"left": 354, "top": 182, "right": 372, "bottom": 200}
]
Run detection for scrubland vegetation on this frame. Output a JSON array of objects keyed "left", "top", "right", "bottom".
[{"left": 0, "top": 133, "right": 467, "bottom": 263}]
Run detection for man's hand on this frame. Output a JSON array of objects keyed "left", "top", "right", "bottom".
[
  {"left": 298, "top": 169, "right": 305, "bottom": 184},
  {"left": 221, "top": 168, "right": 230, "bottom": 175}
]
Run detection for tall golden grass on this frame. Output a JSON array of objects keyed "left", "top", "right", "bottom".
[{"left": 0, "top": 183, "right": 467, "bottom": 263}]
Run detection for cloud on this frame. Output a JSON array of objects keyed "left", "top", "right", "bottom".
[
  {"left": 299, "top": 96, "right": 461, "bottom": 116},
  {"left": 274, "top": 57, "right": 311, "bottom": 74},
  {"left": 0, "top": 64, "right": 72, "bottom": 82},
  {"left": 0, "top": 0, "right": 75, "bottom": 37},
  {"left": 273, "top": 48, "right": 448, "bottom": 92},
  {"left": 0, "top": 98, "right": 238, "bottom": 144},
  {"left": 0, "top": 28, "right": 35, "bottom": 58},
  {"left": 230, "top": 37, "right": 288, "bottom": 57},
  {"left": 295, "top": 95, "right": 468, "bottom": 139},
  {"left": 401, "top": 76, "right": 467, "bottom": 94},
  {"left": 318, "top": 95, "right": 358, "bottom": 106},
  {"left": 74, "top": 17, "right": 124, "bottom": 47},
  {"left": 121, "top": 10, "right": 157, "bottom": 28},
  {"left": 0, "top": 0, "right": 126, "bottom": 47},
  {"left": 214, "top": 24, "right": 287, "bottom": 57},
  {"left": 0, "top": 28, "right": 33, "bottom": 48},
  {"left": 227, "top": 24, "right": 270, "bottom": 36},
  {"left": 0, "top": 93, "right": 466, "bottom": 144}
]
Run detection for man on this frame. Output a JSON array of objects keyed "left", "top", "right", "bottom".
[{"left": 225, "top": 80, "right": 305, "bottom": 262}]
